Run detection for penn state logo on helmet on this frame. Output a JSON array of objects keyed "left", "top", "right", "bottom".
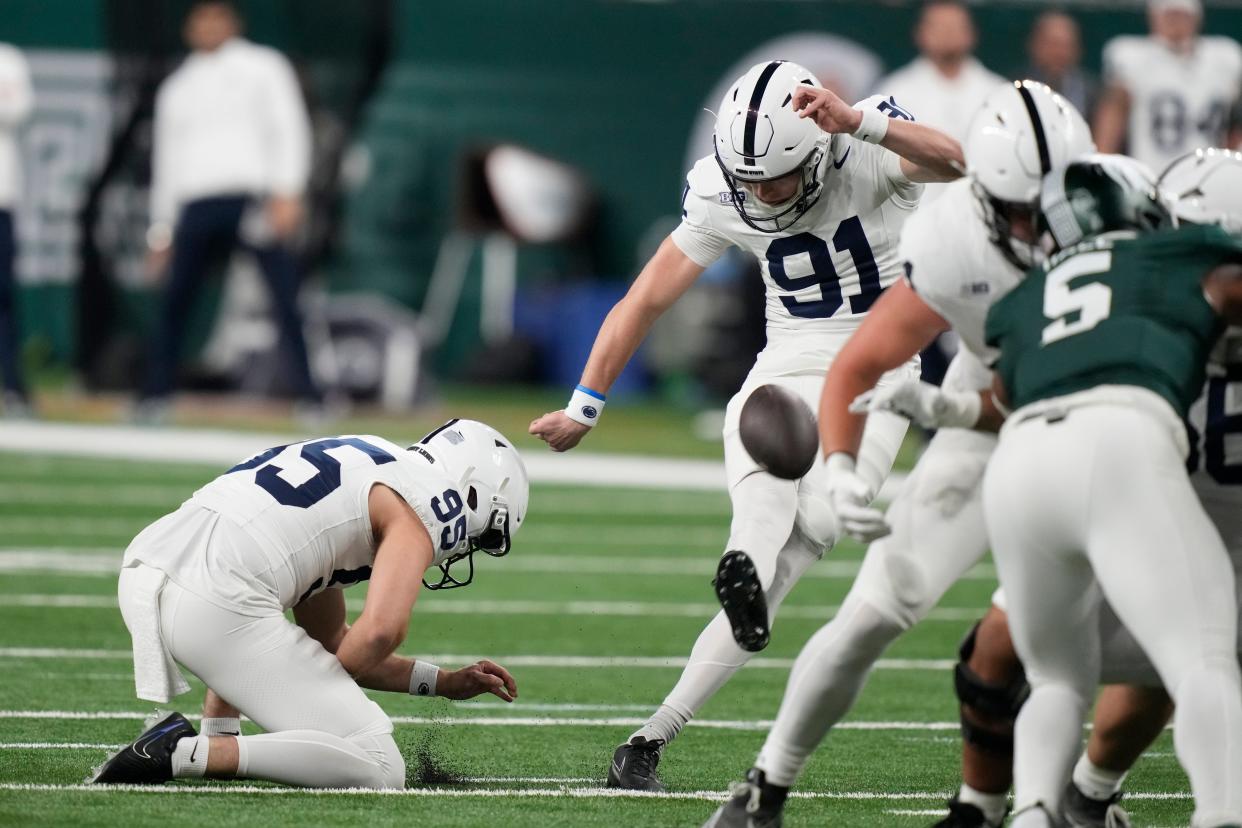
[
  {"left": 1158, "top": 148, "right": 1242, "bottom": 233},
  {"left": 713, "top": 60, "right": 828, "bottom": 234}
]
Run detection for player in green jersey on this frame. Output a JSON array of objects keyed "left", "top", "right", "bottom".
[{"left": 982, "top": 154, "right": 1242, "bottom": 828}]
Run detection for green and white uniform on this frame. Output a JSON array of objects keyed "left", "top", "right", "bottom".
[{"left": 982, "top": 225, "right": 1242, "bottom": 825}]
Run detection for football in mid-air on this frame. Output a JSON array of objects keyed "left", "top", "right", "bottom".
[{"left": 739, "top": 384, "right": 818, "bottom": 480}]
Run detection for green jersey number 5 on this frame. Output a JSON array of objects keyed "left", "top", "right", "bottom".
[{"left": 1041, "top": 250, "right": 1114, "bottom": 346}]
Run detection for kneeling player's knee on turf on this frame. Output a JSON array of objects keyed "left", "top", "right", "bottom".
[
  {"left": 955, "top": 618, "right": 1029, "bottom": 755},
  {"left": 348, "top": 733, "right": 405, "bottom": 790}
]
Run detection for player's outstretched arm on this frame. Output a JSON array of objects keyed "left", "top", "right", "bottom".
[
  {"left": 820, "top": 279, "right": 949, "bottom": 459},
  {"left": 791, "top": 86, "right": 963, "bottom": 183},
  {"left": 530, "top": 236, "right": 705, "bottom": 451}
]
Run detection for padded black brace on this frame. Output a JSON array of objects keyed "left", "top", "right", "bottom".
[{"left": 954, "top": 620, "right": 1030, "bottom": 754}]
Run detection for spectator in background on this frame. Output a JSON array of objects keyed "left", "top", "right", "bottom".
[
  {"left": 1095, "top": 0, "right": 1242, "bottom": 173},
  {"left": 138, "top": 0, "right": 320, "bottom": 421},
  {"left": 1025, "top": 10, "right": 1098, "bottom": 119},
  {"left": 0, "top": 44, "right": 31, "bottom": 417},
  {"left": 876, "top": 0, "right": 1006, "bottom": 146}
]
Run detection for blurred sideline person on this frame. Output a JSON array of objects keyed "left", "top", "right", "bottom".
[
  {"left": 701, "top": 82, "right": 1092, "bottom": 828},
  {"left": 983, "top": 155, "right": 1242, "bottom": 828},
  {"left": 137, "top": 0, "right": 321, "bottom": 421},
  {"left": 1094, "top": 0, "right": 1242, "bottom": 173},
  {"left": 0, "top": 43, "right": 31, "bottom": 417},
  {"left": 93, "top": 420, "right": 527, "bottom": 789},
  {"left": 1024, "top": 10, "right": 1097, "bottom": 120},
  {"left": 530, "top": 61, "right": 963, "bottom": 791},
  {"left": 875, "top": 0, "right": 1004, "bottom": 201}
]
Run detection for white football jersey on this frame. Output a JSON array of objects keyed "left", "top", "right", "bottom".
[
  {"left": 671, "top": 97, "right": 923, "bottom": 375},
  {"left": 1104, "top": 35, "right": 1242, "bottom": 173},
  {"left": 125, "top": 435, "right": 468, "bottom": 613},
  {"left": 899, "top": 178, "right": 1024, "bottom": 388},
  {"left": 1187, "top": 328, "right": 1242, "bottom": 494}
]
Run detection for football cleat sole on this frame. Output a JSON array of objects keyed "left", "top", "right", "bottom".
[{"left": 714, "top": 550, "right": 770, "bottom": 652}]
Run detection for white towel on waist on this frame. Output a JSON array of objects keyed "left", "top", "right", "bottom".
[{"left": 118, "top": 564, "right": 191, "bottom": 703}]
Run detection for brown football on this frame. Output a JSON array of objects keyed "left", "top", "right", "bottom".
[{"left": 738, "top": 384, "right": 819, "bottom": 480}]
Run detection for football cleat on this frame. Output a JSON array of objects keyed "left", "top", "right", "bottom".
[
  {"left": 714, "top": 551, "right": 770, "bottom": 652},
  {"left": 606, "top": 736, "right": 666, "bottom": 792},
  {"left": 931, "top": 797, "right": 1007, "bottom": 827},
  {"left": 701, "top": 768, "right": 787, "bottom": 828},
  {"left": 1063, "top": 782, "right": 1132, "bottom": 828},
  {"left": 90, "top": 712, "right": 196, "bottom": 785}
]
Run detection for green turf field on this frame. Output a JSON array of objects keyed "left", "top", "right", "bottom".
[{"left": 0, "top": 450, "right": 1194, "bottom": 826}]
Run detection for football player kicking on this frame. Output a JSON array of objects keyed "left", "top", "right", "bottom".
[
  {"left": 701, "top": 81, "right": 1093, "bottom": 828},
  {"left": 983, "top": 154, "right": 1242, "bottom": 828},
  {"left": 529, "top": 60, "right": 964, "bottom": 791},
  {"left": 92, "top": 420, "right": 526, "bottom": 789}
]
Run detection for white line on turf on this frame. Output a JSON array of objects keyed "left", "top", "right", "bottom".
[
  {"left": 0, "top": 593, "right": 987, "bottom": 622},
  {"left": 0, "top": 550, "right": 997, "bottom": 581},
  {"left": 0, "top": 783, "right": 1193, "bottom": 801},
  {"left": 0, "top": 649, "right": 957, "bottom": 670}
]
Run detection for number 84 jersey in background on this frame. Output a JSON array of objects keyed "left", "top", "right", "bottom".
[
  {"left": 671, "top": 96, "right": 923, "bottom": 377},
  {"left": 122, "top": 435, "right": 466, "bottom": 615}
]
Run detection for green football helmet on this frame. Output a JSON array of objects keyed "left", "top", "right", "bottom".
[{"left": 1039, "top": 153, "right": 1174, "bottom": 252}]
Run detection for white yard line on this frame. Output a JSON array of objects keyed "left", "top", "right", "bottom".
[
  {"left": 0, "top": 649, "right": 957, "bottom": 671},
  {"left": 0, "top": 593, "right": 985, "bottom": 623},
  {"left": 0, "top": 420, "right": 908, "bottom": 496},
  {"left": 0, "top": 782, "right": 1192, "bottom": 801}
]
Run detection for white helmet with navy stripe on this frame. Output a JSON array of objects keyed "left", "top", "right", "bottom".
[
  {"left": 714, "top": 60, "right": 826, "bottom": 233},
  {"left": 964, "top": 80, "right": 1095, "bottom": 267},
  {"left": 1158, "top": 147, "right": 1242, "bottom": 233}
]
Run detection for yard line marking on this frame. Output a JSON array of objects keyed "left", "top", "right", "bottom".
[
  {"left": 0, "top": 649, "right": 958, "bottom": 671},
  {"left": 0, "top": 550, "right": 997, "bottom": 582},
  {"left": 0, "top": 593, "right": 987, "bottom": 623},
  {"left": 0, "top": 783, "right": 1192, "bottom": 801},
  {"left": 0, "top": 742, "right": 120, "bottom": 750},
  {"left": 0, "top": 422, "right": 909, "bottom": 496},
  {"left": 0, "top": 710, "right": 968, "bottom": 731}
]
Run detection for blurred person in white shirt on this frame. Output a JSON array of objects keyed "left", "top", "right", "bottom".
[
  {"left": 1095, "top": 0, "right": 1242, "bottom": 172},
  {"left": 139, "top": 0, "right": 320, "bottom": 418},
  {"left": 0, "top": 44, "right": 31, "bottom": 417},
  {"left": 876, "top": 1, "right": 1006, "bottom": 150}
]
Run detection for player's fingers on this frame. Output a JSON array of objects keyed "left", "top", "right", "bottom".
[{"left": 478, "top": 660, "right": 518, "bottom": 696}]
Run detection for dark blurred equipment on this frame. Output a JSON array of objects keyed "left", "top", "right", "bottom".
[{"left": 739, "top": 384, "right": 818, "bottom": 481}]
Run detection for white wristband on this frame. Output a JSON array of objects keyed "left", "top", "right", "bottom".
[
  {"left": 852, "top": 106, "right": 889, "bottom": 144},
  {"left": 410, "top": 661, "right": 440, "bottom": 697},
  {"left": 565, "top": 384, "right": 605, "bottom": 427},
  {"left": 825, "top": 452, "right": 856, "bottom": 476}
]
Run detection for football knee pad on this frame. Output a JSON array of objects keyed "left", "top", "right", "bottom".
[{"left": 954, "top": 621, "right": 1030, "bottom": 755}]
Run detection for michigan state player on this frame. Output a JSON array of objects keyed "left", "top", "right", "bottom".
[
  {"left": 529, "top": 60, "right": 964, "bottom": 790},
  {"left": 93, "top": 421, "right": 526, "bottom": 789},
  {"left": 983, "top": 155, "right": 1242, "bottom": 828}
]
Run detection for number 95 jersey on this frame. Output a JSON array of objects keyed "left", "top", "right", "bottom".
[
  {"left": 671, "top": 97, "right": 923, "bottom": 376},
  {"left": 122, "top": 435, "right": 468, "bottom": 615}
]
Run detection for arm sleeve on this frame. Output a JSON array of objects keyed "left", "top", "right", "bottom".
[
  {"left": 669, "top": 179, "right": 732, "bottom": 267},
  {"left": 263, "top": 53, "right": 312, "bottom": 198},
  {"left": 0, "top": 47, "right": 33, "bottom": 129},
  {"left": 149, "top": 85, "right": 178, "bottom": 228}
]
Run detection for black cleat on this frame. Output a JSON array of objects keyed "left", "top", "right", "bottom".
[
  {"left": 931, "top": 797, "right": 1006, "bottom": 827},
  {"left": 1063, "top": 782, "right": 1131, "bottom": 828},
  {"left": 91, "top": 712, "right": 197, "bottom": 785},
  {"left": 606, "top": 736, "right": 666, "bottom": 792},
  {"left": 714, "top": 550, "right": 770, "bottom": 652},
  {"left": 701, "top": 768, "right": 787, "bottom": 827}
]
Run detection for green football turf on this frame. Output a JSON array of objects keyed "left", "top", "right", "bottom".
[{"left": 0, "top": 451, "right": 1193, "bottom": 826}]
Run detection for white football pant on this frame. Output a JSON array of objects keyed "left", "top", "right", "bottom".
[
  {"left": 985, "top": 393, "right": 1242, "bottom": 827},
  {"left": 119, "top": 567, "right": 404, "bottom": 789}
]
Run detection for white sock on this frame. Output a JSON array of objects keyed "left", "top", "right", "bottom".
[
  {"left": 1070, "top": 754, "right": 1126, "bottom": 800},
  {"left": 629, "top": 704, "right": 688, "bottom": 746},
  {"left": 958, "top": 783, "right": 1008, "bottom": 825},
  {"left": 200, "top": 717, "right": 242, "bottom": 737},
  {"left": 170, "top": 734, "right": 209, "bottom": 778},
  {"left": 755, "top": 596, "right": 903, "bottom": 787}
]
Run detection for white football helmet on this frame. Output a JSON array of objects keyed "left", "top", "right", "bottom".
[
  {"left": 714, "top": 60, "right": 826, "bottom": 233},
  {"left": 1158, "top": 148, "right": 1242, "bottom": 233},
  {"left": 964, "top": 80, "right": 1095, "bottom": 267},
  {"left": 411, "top": 419, "right": 529, "bottom": 590}
]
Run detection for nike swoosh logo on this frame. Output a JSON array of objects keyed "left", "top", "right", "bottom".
[
  {"left": 220, "top": 731, "right": 240, "bottom": 737},
  {"left": 833, "top": 146, "right": 851, "bottom": 169},
  {"left": 134, "top": 720, "right": 182, "bottom": 760},
  {"left": 611, "top": 759, "right": 624, "bottom": 777},
  {"left": 189, "top": 742, "right": 198, "bottom": 763}
]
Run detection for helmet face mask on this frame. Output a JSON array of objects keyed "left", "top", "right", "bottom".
[
  {"left": 972, "top": 181, "right": 1043, "bottom": 269},
  {"left": 713, "top": 60, "right": 827, "bottom": 234},
  {"left": 1040, "top": 153, "right": 1174, "bottom": 253}
]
